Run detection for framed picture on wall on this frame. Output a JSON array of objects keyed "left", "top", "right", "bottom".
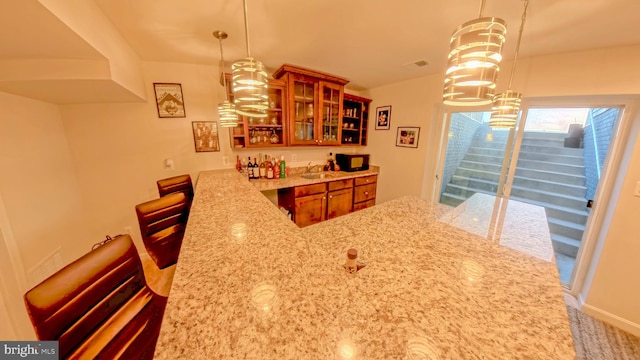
[
  {"left": 375, "top": 105, "right": 391, "bottom": 130},
  {"left": 154, "top": 83, "right": 186, "bottom": 118},
  {"left": 192, "top": 121, "right": 220, "bottom": 152},
  {"left": 396, "top": 126, "right": 420, "bottom": 148}
]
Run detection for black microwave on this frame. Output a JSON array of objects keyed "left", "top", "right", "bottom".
[{"left": 336, "top": 154, "right": 370, "bottom": 172}]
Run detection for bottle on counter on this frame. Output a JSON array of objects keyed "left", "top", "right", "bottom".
[
  {"left": 247, "top": 157, "right": 255, "bottom": 179},
  {"left": 345, "top": 248, "right": 358, "bottom": 274},
  {"left": 235, "top": 155, "right": 242, "bottom": 172},
  {"left": 279, "top": 155, "right": 286, "bottom": 179},
  {"left": 327, "top": 152, "right": 335, "bottom": 171},
  {"left": 266, "top": 155, "right": 274, "bottom": 179},
  {"left": 252, "top": 157, "right": 260, "bottom": 179},
  {"left": 259, "top": 155, "right": 267, "bottom": 178}
]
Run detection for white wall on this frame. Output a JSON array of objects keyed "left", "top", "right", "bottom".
[{"left": 367, "top": 44, "right": 640, "bottom": 334}]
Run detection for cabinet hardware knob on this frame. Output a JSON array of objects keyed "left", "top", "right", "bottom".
[
  {"left": 329, "top": 195, "right": 333, "bottom": 199},
  {"left": 364, "top": 191, "right": 368, "bottom": 195}
]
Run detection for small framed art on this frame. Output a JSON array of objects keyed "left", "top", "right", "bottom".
[
  {"left": 192, "top": 121, "right": 220, "bottom": 152},
  {"left": 375, "top": 105, "right": 391, "bottom": 130},
  {"left": 396, "top": 126, "right": 420, "bottom": 148},
  {"left": 154, "top": 83, "right": 186, "bottom": 118}
]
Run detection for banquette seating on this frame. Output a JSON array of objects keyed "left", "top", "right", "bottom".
[
  {"left": 23, "top": 234, "right": 167, "bottom": 360},
  {"left": 135, "top": 192, "right": 188, "bottom": 269}
]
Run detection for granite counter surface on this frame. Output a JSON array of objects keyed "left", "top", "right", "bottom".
[{"left": 154, "top": 169, "right": 575, "bottom": 359}]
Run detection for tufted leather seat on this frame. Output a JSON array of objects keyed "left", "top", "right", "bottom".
[
  {"left": 135, "top": 192, "right": 188, "bottom": 269},
  {"left": 23, "top": 234, "right": 167, "bottom": 360}
]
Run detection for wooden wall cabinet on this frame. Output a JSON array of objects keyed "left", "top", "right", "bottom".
[
  {"left": 273, "top": 64, "right": 349, "bottom": 146},
  {"left": 342, "top": 94, "right": 372, "bottom": 146},
  {"left": 353, "top": 175, "right": 377, "bottom": 211},
  {"left": 227, "top": 76, "right": 288, "bottom": 149},
  {"left": 278, "top": 178, "right": 354, "bottom": 227}
]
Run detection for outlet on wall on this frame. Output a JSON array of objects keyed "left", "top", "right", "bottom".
[
  {"left": 164, "top": 158, "right": 174, "bottom": 170},
  {"left": 124, "top": 226, "right": 132, "bottom": 235},
  {"left": 223, "top": 156, "right": 230, "bottom": 166},
  {"left": 291, "top": 154, "right": 297, "bottom": 161}
]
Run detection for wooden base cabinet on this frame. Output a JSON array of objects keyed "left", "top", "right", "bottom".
[
  {"left": 353, "top": 175, "right": 377, "bottom": 211},
  {"left": 278, "top": 178, "right": 354, "bottom": 227}
]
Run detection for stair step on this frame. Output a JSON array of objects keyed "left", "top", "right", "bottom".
[
  {"left": 547, "top": 217, "right": 585, "bottom": 241},
  {"left": 516, "top": 158, "right": 585, "bottom": 175},
  {"left": 511, "top": 186, "right": 587, "bottom": 209},
  {"left": 514, "top": 167, "right": 585, "bottom": 186},
  {"left": 550, "top": 233, "right": 581, "bottom": 257},
  {"left": 439, "top": 192, "right": 465, "bottom": 207},
  {"left": 509, "top": 196, "right": 589, "bottom": 225},
  {"left": 512, "top": 175, "right": 586, "bottom": 197},
  {"left": 517, "top": 151, "right": 584, "bottom": 165}
]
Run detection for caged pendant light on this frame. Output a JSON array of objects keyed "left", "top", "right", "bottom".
[
  {"left": 213, "top": 30, "right": 238, "bottom": 128},
  {"left": 489, "top": 0, "right": 529, "bottom": 128},
  {"left": 232, "top": 0, "right": 268, "bottom": 119},
  {"left": 443, "top": 0, "right": 507, "bottom": 107}
]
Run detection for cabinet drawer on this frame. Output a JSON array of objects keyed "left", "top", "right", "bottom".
[
  {"left": 294, "top": 183, "right": 327, "bottom": 197},
  {"left": 353, "top": 183, "right": 376, "bottom": 203},
  {"left": 328, "top": 178, "right": 354, "bottom": 191},
  {"left": 353, "top": 199, "right": 376, "bottom": 211},
  {"left": 355, "top": 175, "right": 377, "bottom": 186}
]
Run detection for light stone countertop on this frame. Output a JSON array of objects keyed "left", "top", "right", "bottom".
[{"left": 154, "top": 169, "right": 576, "bottom": 359}]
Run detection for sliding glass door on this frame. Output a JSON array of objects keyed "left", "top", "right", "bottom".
[{"left": 436, "top": 104, "right": 624, "bottom": 290}]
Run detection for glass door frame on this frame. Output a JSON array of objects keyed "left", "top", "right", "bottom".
[{"left": 434, "top": 95, "right": 635, "bottom": 295}]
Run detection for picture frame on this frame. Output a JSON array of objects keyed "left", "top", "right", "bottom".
[
  {"left": 396, "top": 126, "right": 420, "bottom": 148},
  {"left": 154, "top": 83, "right": 186, "bottom": 118},
  {"left": 375, "top": 105, "right": 392, "bottom": 130},
  {"left": 192, "top": 121, "right": 220, "bottom": 152}
]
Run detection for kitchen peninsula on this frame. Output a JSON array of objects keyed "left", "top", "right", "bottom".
[{"left": 154, "top": 169, "right": 575, "bottom": 359}]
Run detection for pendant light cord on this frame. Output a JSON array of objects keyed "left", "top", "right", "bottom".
[
  {"left": 507, "top": 0, "right": 529, "bottom": 89},
  {"left": 218, "top": 37, "right": 230, "bottom": 101},
  {"left": 242, "top": 0, "right": 251, "bottom": 57},
  {"left": 478, "top": 0, "right": 486, "bottom": 17}
]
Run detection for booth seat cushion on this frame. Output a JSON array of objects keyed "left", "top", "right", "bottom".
[{"left": 24, "top": 234, "right": 167, "bottom": 360}]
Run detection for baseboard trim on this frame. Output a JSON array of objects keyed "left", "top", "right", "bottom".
[{"left": 581, "top": 302, "right": 640, "bottom": 338}]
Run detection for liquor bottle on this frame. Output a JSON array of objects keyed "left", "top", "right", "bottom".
[
  {"left": 279, "top": 155, "right": 286, "bottom": 179},
  {"left": 236, "top": 155, "right": 242, "bottom": 172},
  {"left": 266, "top": 155, "right": 274, "bottom": 179},
  {"left": 247, "top": 157, "right": 255, "bottom": 179},
  {"left": 252, "top": 157, "right": 259, "bottom": 179},
  {"left": 259, "top": 155, "right": 267, "bottom": 178}
]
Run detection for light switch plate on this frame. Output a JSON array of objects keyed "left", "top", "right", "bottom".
[{"left": 634, "top": 180, "right": 640, "bottom": 197}]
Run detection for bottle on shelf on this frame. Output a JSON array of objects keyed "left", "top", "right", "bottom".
[{"left": 247, "top": 157, "right": 254, "bottom": 180}]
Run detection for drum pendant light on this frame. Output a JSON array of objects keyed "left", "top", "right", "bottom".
[
  {"left": 232, "top": 0, "right": 268, "bottom": 119},
  {"left": 213, "top": 30, "right": 238, "bottom": 128},
  {"left": 490, "top": 0, "right": 529, "bottom": 128},
  {"left": 443, "top": 0, "right": 507, "bottom": 106}
]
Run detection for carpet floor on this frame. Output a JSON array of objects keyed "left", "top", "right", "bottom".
[{"left": 567, "top": 306, "right": 640, "bottom": 360}]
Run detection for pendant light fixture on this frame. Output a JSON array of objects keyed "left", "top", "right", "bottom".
[
  {"left": 213, "top": 30, "right": 238, "bottom": 128},
  {"left": 443, "top": 0, "right": 507, "bottom": 107},
  {"left": 232, "top": 0, "right": 268, "bottom": 119},
  {"left": 489, "top": 0, "right": 529, "bottom": 128}
]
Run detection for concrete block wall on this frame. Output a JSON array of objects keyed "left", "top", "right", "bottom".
[
  {"left": 440, "top": 113, "right": 483, "bottom": 198},
  {"left": 584, "top": 108, "right": 618, "bottom": 200}
]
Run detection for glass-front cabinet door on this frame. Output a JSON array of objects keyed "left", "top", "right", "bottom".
[
  {"left": 290, "top": 76, "right": 318, "bottom": 145},
  {"left": 319, "top": 81, "right": 343, "bottom": 146}
]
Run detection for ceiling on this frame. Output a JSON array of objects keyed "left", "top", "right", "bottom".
[
  {"left": 93, "top": 0, "right": 640, "bottom": 91},
  {"left": 3, "top": 0, "right": 640, "bottom": 104}
]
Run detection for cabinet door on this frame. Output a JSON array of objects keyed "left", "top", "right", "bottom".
[
  {"left": 289, "top": 76, "right": 318, "bottom": 145},
  {"left": 327, "top": 188, "right": 353, "bottom": 219},
  {"left": 318, "top": 81, "right": 343, "bottom": 146},
  {"left": 353, "top": 199, "right": 376, "bottom": 211},
  {"left": 354, "top": 183, "right": 377, "bottom": 203},
  {"left": 294, "top": 192, "right": 326, "bottom": 227}
]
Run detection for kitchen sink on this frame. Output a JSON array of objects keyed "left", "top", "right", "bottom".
[{"left": 300, "top": 172, "right": 324, "bottom": 179}]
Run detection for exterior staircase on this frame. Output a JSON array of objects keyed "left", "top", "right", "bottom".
[{"left": 440, "top": 130, "right": 588, "bottom": 257}]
